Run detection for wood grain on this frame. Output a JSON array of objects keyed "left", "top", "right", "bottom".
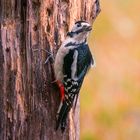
[{"left": 0, "top": 0, "right": 100, "bottom": 139}]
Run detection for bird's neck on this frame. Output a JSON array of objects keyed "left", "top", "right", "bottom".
[{"left": 66, "top": 36, "right": 87, "bottom": 44}]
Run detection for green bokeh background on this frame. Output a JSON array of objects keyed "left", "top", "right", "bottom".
[{"left": 80, "top": 0, "right": 140, "bottom": 139}]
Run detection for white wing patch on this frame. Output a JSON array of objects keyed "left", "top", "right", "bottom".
[{"left": 71, "top": 50, "right": 78, "bottom": 80}]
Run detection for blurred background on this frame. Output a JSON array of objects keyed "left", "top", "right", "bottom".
[{"left": 80, "top": 0, "right": 140, "bottom": 140}]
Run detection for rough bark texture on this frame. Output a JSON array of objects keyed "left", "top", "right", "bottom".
[{"left": 0, "top": 0, "right": 100, "bottom": 139}]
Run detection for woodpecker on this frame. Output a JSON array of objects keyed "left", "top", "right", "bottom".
[{"left": 54, "top": 20, "right": 95, "bottom": 132}]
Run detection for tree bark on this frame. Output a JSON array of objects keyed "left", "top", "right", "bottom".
[{"left": 0, "top": 0, "right": 100, "bottom": 139}]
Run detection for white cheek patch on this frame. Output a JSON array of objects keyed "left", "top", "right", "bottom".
[
  {"left": 72, "top": 25, "right": 82, "bottom": 32},
  {"left": 71, "top": 22, "right": 90, "bottom": 33}
]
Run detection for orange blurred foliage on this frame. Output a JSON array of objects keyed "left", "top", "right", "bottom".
[{"left": 81, "top": 0, "right": 140, "bottom": 140}]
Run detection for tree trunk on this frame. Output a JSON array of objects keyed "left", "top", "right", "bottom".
[{"left": 0, "top": 0, "right": 100, "bottom": 139}]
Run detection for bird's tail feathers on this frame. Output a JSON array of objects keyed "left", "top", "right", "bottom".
[{"left": 56, "top": 96, "right": 75, "bottom": 132}]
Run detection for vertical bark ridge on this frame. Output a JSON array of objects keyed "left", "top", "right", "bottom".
[{"left": 0, "top": 0, "right": 100, "bottom": 139}]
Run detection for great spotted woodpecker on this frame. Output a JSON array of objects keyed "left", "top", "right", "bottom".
[{"left": 54, "top": 21, "right": 95, "bottom": 131}]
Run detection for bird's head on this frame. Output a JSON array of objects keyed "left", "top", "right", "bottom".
[{"left": 67, "top": 21, "right": 92, "bottom": 42}]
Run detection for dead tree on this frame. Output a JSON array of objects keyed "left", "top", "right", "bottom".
[{"left": 0, "top": 0, "right": 100, "bottom": 139}]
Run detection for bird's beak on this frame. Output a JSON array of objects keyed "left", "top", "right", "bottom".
[{"left": 84, "top": 25, "right": 92, "bottom": 32}]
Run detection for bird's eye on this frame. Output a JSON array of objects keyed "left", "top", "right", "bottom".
[{"left": 77, "top": 24, "right": 81, "bottom": 27}]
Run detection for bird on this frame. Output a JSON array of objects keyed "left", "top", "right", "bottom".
[{"left": 54, "top": 20, "right": 95, "bottom": 132}]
